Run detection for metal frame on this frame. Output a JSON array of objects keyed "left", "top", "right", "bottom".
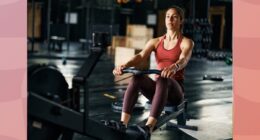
[{"left": 139, "top": 100, "right": 188, "bottom": 131}]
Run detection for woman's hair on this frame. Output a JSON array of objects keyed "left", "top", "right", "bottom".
[{"left": 166, "top": 5, "right": 185, "bottom": 31}]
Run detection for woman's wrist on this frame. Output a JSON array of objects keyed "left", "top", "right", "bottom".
[
  {"left": 171, "top": 63, "right": 179, "bottom": 74},
  {"left": 123, "top": 63, "right": 129, "bottom": 68},
  {"left": 174, "top": 63, "right": 180, "bottom": 71}
]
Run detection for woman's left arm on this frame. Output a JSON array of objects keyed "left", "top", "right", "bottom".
[
  {"left": 161, "top": 38, "right": 194, "bottom": 78},
  {"left": 174, "top": 38, "right": 194, "bottom": 71}
]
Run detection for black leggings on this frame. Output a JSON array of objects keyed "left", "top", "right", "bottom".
[{"left": 122, "top": 75, "right": 184, "bottom": 119}]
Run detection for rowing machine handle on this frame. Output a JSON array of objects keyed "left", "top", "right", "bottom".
[{"left": 122, "top": 67, "right": 161, "bottom": 75}]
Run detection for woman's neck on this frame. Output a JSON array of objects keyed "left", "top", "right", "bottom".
[{"left": 166, "top": 30, "right": 180, "bottom": 41}]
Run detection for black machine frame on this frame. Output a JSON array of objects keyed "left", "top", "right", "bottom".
[{"left": 29, "top": 48, "right": 129, "bottom": 140}]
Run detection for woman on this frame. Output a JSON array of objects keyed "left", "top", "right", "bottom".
[{"left": 113, "top": 5, "right": 194, "bottom": 138}]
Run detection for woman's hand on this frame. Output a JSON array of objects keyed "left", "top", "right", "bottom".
[
  {"left": 161, "top": 64, "right": 178, "bottom": 78},
  {"left": 112, "top": 65, "right": 126, "bottom": 76}
]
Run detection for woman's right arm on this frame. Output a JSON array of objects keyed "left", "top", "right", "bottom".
[{"left": 113, "top": 38, "right": 157, "bottom": 76}]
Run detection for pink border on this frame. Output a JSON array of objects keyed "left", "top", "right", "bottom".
[
  {"left": 234, "top": 0, "right": 260, "bottom": 139},
  {"left": 0, "top": 0, "right": 27, "bottom": 140}
]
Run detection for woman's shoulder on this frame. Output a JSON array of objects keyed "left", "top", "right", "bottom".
[
  {"left": 181, "top": 36, "right": 194, "bottom": 46},
  {"left": 148, "top": 35, "right": 164, "bottom": 45},
  {"left": 179, "top": 36, "right": 194, "bottom": 50},
  {"left": 148, "top": 36, "right": 163, "bottom": 48}
]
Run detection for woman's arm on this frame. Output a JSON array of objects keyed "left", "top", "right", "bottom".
[
  {"left": 174, "top": 37, "right": 194, "bottom": 70},
  {"left": 113, "top": 38, "right": 158, "bottom": 75},
  {"left": 161, "top": 37, "right": 194, "bottom": 78},
  {"left": 124, "top": 38, "right": 157, "bottom": 67}
]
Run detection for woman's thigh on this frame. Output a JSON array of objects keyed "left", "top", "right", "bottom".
[
  {"left": 167, "top": 79, "right": 184, "bottom": 105},
  {"left": 138, "top": 75, "right": 156, "bottom": 101}
]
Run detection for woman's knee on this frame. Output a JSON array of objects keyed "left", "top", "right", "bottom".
[
  {"left": 130, "top": 75, "right": 145, "bottom": 85},
  {"left": 156, "top": 77, "right": 168, "bottom": 86}
]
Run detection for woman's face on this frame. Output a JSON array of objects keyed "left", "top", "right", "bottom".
[{"left": 165, "top": 8, "right": 182, "bottom": 30}]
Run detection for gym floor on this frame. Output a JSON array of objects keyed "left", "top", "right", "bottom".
[{"left": 28, "top": 43, "right": 233, "bottom": 140}]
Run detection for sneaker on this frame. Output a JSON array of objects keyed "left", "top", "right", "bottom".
[
  {"left": 136, "top": 125, "right": 151, "bottom": 140},
  {"left": 125, "top": 125, "right": 151, "bottom": 140},
  {"left": 101, "top": 120, "right": 127, "bottom": 132}
]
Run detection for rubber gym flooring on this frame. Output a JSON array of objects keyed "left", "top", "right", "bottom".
[{"left": 28, "top": 43, "right": 232, "bottom": 140}]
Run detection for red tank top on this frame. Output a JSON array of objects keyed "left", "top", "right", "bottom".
[{"left": 155, "top": 35, "right": 185, "bottom": 80}]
